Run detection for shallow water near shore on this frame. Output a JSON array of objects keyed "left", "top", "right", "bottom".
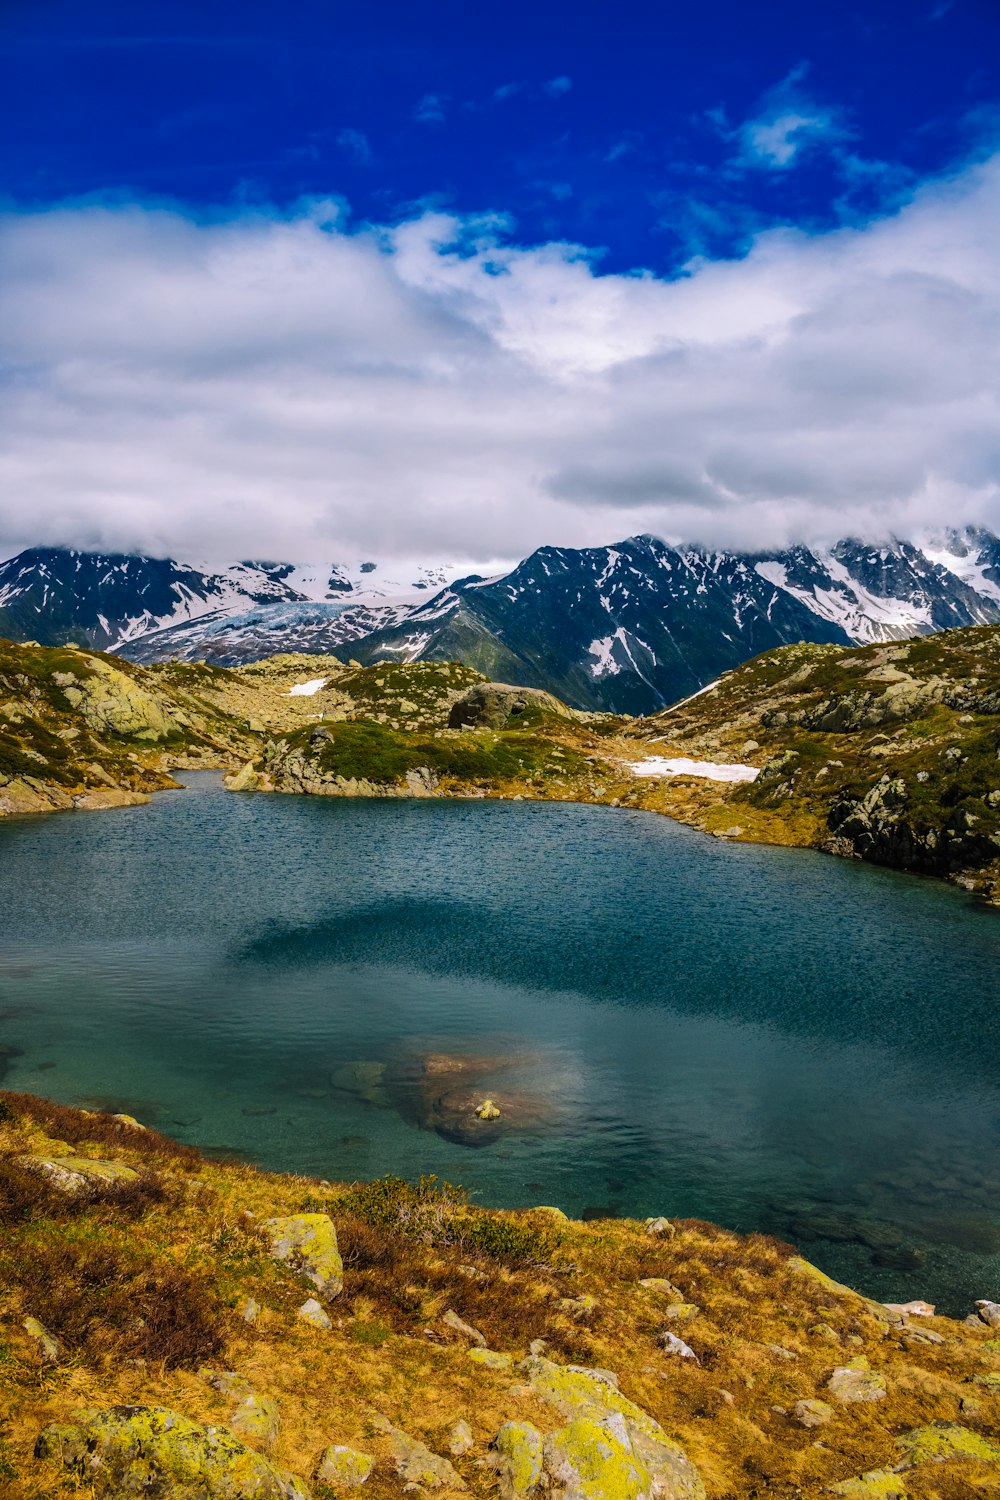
[{"left": 1, "top": 771, "right": 999, "bottom": 1312}]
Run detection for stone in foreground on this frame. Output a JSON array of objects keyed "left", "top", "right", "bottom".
[
  {"left": 371, "top": 1415, "right": 467, "bottom": 1490},
  {"left": 492, "top": 1421, "right": 544, "bottom": 1499},
  {"left": 827, "top": 1359, "right": 887, "bottom": 1403},
  {"left": 314, "top": 1444, "right": 374, "bottom": 1488},
  {"left": 18, "top": 1154, "right": 138, "bottom": 1193},
  {"left": 519, "top": 1356, "right": 704, "bottom": 1499},
  {"left": 263, "top": 1213, "right": 343, "bottom": 1298},
  {"left": 35, "top": 1405, "right": 308, "bottom": 1499}
]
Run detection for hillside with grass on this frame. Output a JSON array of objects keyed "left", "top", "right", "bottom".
[
  {"left": 620, "top": 625, "right": 1000, "bottom": 903},
  {"left": 2, "top": 1090, "right": 1000, "bottom": 1500}
]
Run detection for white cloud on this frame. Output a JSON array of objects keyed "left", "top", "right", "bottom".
[
  {"left": 729, "top": 66, "right": 851, "bottom": 172},
  {"left": 1, "top": 153, "right": 1000, "bottom": 564}
]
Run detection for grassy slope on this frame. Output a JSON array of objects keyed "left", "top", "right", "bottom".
[
  {"left": 616, "top": 627, "right": 1000, "bottom": 902},
  {"left": 2, "top": 1094, "right": 1000, "bottom": 1500}
]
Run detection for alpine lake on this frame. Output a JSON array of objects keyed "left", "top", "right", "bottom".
[{"left": 1, "top": 771, "right": 999, "bottom": 1314}]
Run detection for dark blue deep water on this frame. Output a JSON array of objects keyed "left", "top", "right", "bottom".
[{"left": 1, "top": 773, "right": 999, "bottom": 1312}]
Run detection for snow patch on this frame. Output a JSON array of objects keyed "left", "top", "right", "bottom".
[
  {"left": 286, "top": 677, "right": 328, "bottom": 696},
  {"left": 627, "top": 756, "right": 759, "bottom": 783}
]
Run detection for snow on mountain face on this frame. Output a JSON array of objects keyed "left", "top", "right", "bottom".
[
  {"left": 0, "top": 548, "right": 464, "bottom": 654},
  {"left": 3, "top": 531, "right": 1000, "bottom": 715}
]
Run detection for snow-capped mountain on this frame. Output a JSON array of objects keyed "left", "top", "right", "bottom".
[
  {"left": 3, "top": 528, "right": 1000, "bottom": 715},
  {"left": 0, "top": 548, "right": 457, "bottom": 654}
]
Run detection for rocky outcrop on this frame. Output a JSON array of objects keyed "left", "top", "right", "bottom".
[
  {"left": 53, "top": 660, "right": 180, "bottom": 741},
  {"left": 518, "top": 1356, "right": 704, "bottom": 1500},
  {"left": 827, "top": 772, "right": 1000, "bottom": 876},
  {"left": 448, "top": 683, "right": 571, "bottom": 729},
  {"left": 17, "top": 1154, "right": 139, "bottom": 1193},
  {"left": 35, "top": 1405, "right": 308, "bottom": 1499},
  {"left": 371, "top": 1415, "right": 466, "bottom": 1490},
  {"left": 264, "top": 1214, "right": 343, "bottom": 1299}
]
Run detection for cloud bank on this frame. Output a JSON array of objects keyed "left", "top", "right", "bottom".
[{"left": 1, "top": 153, "right": 999, "bottom": 564}]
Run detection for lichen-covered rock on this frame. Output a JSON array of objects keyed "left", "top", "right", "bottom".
[
  {"left": 533, "top": 1206, "right": 568, "bottom": 1219},
  {"left": 18, "top": 1154, "right": 139, "bottom": 1193},
  {"left": 827, "top": 1359, "right": 887, "bottom": 1404},
  {"left": 793, "top": 1398, "right": 833, "bottom": 1428},
  {"left": 448, "top": 683, "right": 569, "bottom": 730},
  {"left": 896, "top": 1421, "right": 1000, "bottom": 1466},
  {"left": 662, "top": 1305, "right": 699, "bottom": 1324},
  {"left": 644, "top": 1218, "right": 674, "bottom": 1238},
  {"left": 263, "top": 1213, "right": 343, "bottom": 1298},
  {"left": 518, "top": 1357, "right": 704, "bottom": 1499},
  {"left": 543, "top": 1418, "right": 650, "bottom": 1500},
  {"left": 639, "top": 1279, "right": 684, "bottom": 1301},
  {"left": 230, "top": 1394, "right": 280, "bottom": 1452},
  {"left": 558, "top": 1295, "right": 598, "bottom": 1321},
  {"left": 58, "top": 661, "right": 179, "bottom": 741},
  {"left": 370, "top": 1416, "right": 466, "bottom": 1490},
  {"left": 824, "top": 1470, "right": 906, "bottom": 1499},
  {"left": 314, "top": 1444, "right": 373, "bottom": 1488},
  {"left": 469, "top": 1348, "right": 513, "bottom": 1370},
  {"left": 492, "top": 1421, "right": 543, "bottom": 1498},
  {"left": 448, "top": 1420, "right": 474, "bottom": 1457},
  {"left": 35, "top": 1405, "right": 308, "bottom": 1499},
  {"left": 298, "top": 1298, "right": 332, "bottom": 1330},
  {"left": 442, "top": 1308, "right": 486, "bottom": 1346},
  {"left": 23, "top": 1315, "right": 61, "bottom": 1364}
]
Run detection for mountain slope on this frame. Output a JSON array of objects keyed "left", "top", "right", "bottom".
[
  {"left": 5, "top": 529, "right": 1000, "bottom": 715},
  {"left": 0, "top": 548, "right": 455, "bottom": 654}
]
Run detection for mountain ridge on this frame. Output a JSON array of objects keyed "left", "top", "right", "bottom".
[{"left": 3, "top": 528, "right": 1000, "bottom": 715}]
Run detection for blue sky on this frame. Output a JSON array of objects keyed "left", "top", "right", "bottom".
[
  {"left": 3, "top": 0, "right": 996, "bottom": 266},
  {"left": 1, "top": 1, "right": 999, "bottom": 562}
]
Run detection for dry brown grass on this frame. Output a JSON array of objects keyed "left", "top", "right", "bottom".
[{"left": 0, "top": 1095, "right": 998, "bottom": 1500}]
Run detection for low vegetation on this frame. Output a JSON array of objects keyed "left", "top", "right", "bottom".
[{"left": 1, "top": 1093, "right": 999, "bottom": 1498}]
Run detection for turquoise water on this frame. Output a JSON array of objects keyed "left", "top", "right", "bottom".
[{"left": 1, "top": 772, "right": 999, "bottom": 1312}]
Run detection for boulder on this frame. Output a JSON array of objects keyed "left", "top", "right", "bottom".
[
  {"left": 896, "top": 1421, "right": 1000, "bottom": 1466},
  {"left": 23, "top": 1315, "right": 61, "bottom": 1364},
  {"left": 442, "top": 1309, "right": 486, "bottom": 1347},
  {"left": 230, "top": 1395, "right": 280, "bottom": 1452},
  {"left": 468, "top": 1348, "right": 513, "bottom": 1370},
  {"left": 491, "top": 1421, "right": 544, "bottom": 1498},
  {"left": 448, "top": 1420, "right": 474, "bottom": 1457},
  {"left": 644, "top": 1218, "right": 674, "bottom": 1238},
  {"left": 793, "top": 1399, "right": 833, "bottom": 1429},
  {"left": 35, "top": 1405, "right": 308, "bottom": 1499},
  {"left": 448, "top": 683, "right": 569, "bottom": 730},
  {"left": 824, "top": 1471, "right": 905, "bottom": 1498},
  {"left": 263, "top": 1214, "right": 343, "bottom": 1299},
  {"left": 518, "top": 1356, "right": 704, "bottom": 1499},
  {"left": 827, "top": 1359, "right": 886, "bottom": 1404},
  {"left": 314, "top": 1445, "right": 373, "bottom": 1488},
  {"left": 370, "top": 1416, "right": 466, "bottom": 1490},
  {"left": 17, "top": 1154, "right": 138, "bottom": 1193},
  {"left": 298, "top": 1299, "right": 332, "bottom": 1331},
  {"left": 543, "top": 1417, "right": 649, "bottom": 1500}
]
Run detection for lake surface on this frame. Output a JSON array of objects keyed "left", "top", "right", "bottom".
[{"left": 1, "top": 772, "right": 999, "bottom": 1312}]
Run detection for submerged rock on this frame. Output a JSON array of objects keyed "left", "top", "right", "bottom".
[
  {"left": 264, "top": 1213, "right": 343, "bottom": 1299},
  {"left": 35, "top": 1405, "right": 308, "bottom": 1499}
]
